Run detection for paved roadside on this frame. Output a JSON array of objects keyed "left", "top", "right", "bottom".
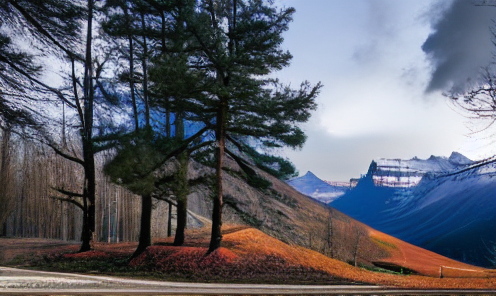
[
  {"left": 0, "top": 266, "right": 381, "bottom": 294},
  {"left": 2, "top": 266, "right": 496, "bottom": 295}
]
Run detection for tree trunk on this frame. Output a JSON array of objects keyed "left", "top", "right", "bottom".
[
  {"left": 173, "top": 112, "right": 188, "bottom": 246},
  {"left": 167, "top": 201, "right": 172, "bottom": 237},
  {"left": 131, "top": 193, "right": 152, "bottom": 259},
  {"left": 79, "top": 190, "right": 91, "bottom": 252},
  {"left": 327, "top": 209, "right": 333, "bottom": 258},
  {"left": 208, "top": 98, "right": 227, "bottom": 254},
  {"left": 352, "top": 224, "right": 362, "bottom": 267},
  {"left": 0, "top": 127, "right": 13, "bottom": 228},
  {"left": 79, "top": 0, "right": 95, "bottom": 252},
  {"left": 173, "top": 153, "right": 188, "bottom": 246}
]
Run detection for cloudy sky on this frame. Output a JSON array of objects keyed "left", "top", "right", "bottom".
[{"left": 276, "top": 0, "right": 496, "bottom": 181}]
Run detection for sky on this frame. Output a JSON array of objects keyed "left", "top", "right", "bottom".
[{"left": 276, "top": 0, "right": 496, "bottom": 182}]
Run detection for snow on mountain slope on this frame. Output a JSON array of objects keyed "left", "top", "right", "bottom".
[
  {"left": 287, "top": 171, "right": 348, "bottom": 204},
  {"left": 369, "top": 152, "right": 474, "bottom": 187},
  {"left": 331, "top": 152, "right": 496, "bottom": 268}
]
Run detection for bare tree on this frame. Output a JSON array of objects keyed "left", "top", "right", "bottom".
[
  {"left": 325, "top": 209, "right": 334, "bottom": 258},
  {"left": 0, "top": 127, "right": 16, "bottom": 233},
  {"left": 448, "top": 66, "right": 496, "bottom": 134},
  {"left": 351, "top": 223, "right": 366, "bottom": 267}
]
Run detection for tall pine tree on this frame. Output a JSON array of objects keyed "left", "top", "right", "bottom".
[{"left": 166, "top": 0, "right": 322, "bottom": 253}]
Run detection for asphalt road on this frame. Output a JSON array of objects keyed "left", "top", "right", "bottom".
[{"left": 2, "top": 266, "right": 496, "bottom": 295}]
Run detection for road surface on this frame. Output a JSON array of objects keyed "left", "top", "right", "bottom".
[{"left": 2, "top": 266, "right": 496, "bottom": 295}]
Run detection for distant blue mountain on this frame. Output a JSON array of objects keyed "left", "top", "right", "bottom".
[
  {"left": 287, "top": 171, "right": 349, "bottom": 204},
  {"left": 331, "top": 152, "right": 496, "bottom": 267}
]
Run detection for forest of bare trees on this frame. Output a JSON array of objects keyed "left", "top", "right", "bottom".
[
  {"left": 0, "top": 0, "right": 320, "bottom": 257},
  {"left": 0, "top": 129, "right": 139, "bottom": 241}
]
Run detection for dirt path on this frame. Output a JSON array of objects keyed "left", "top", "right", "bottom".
[{"left": 0, "top": 238, "right": 78, "bottom": 263}]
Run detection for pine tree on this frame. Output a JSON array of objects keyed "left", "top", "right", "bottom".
[
  {"left": 0, "top": 0, "right": 84, "bottom": 130},
  {"left": 147, "top": 0, "right": 201, "bottom": 247},
  {"left": 169, "top": 0, "right": 321, "bottom": 253}
]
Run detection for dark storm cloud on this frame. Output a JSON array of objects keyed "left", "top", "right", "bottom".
[{"left": 422, "top": 0, "right": 496, "bottom": 92}]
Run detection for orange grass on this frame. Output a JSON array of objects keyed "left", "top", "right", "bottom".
[
  {"left": 368, "top": 228, "right": 494, "bottom": 278},
  {"left": 127, "top": 227, "right": 496, "bottom": 288},
  {"left": 221, "top": 228, "right": 496, "bottom": 289},
  {"left": 4, "top": 227, "right": 496, "bottom": 289}
]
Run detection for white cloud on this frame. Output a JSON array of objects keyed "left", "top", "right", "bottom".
[{"left": 277, "top": 0, "right": 481, "bottom": 181}]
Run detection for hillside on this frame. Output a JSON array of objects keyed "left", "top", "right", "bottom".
[
  {"left": 4, "top": 226, "right": 496, "bottom": 288},
  {"left": 136, "top": 227, "right": 496, "bottom": 287},
  {"left": 183, "top": 155, "right": 395, "bottom": 265},
  {"left": 167, "top": 153, "right": 496, "bottom": 275},
  {"left": 331, "top": 152, "right": 496, "bottom": 267}
]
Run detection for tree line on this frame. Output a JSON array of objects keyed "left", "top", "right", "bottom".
[{"left": 0, "top": 0, "right": 321, "bottom": 257}]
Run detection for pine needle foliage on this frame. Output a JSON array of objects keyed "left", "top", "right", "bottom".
[
  {"left": 151, "top": 0, "right": 322, "bottom": 252},
  {"left": 0, "top": 0, "right": 85, "bottom": 130}
]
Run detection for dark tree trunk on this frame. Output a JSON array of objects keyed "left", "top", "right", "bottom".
[
  {"left": 208, "top": 98, "right": 227, "bottom": 254},
  {"left": 173, "top": 189, "right": 187, "bottom": 245},
  {"left": 173, "top": 112, "right": 188, "bottom": 246},
  {"left": 131, "top": 193, "right": 152, "bottom": 259},
  {"left": 79, "top": 199, "right": 91, "bottom": 252},
  {"left": 160, "top": 10, "right": 171, "bottom": 138},
  {"left": 79, "top": 0, "right": 95, "bottom": 252},
  {"left": 173, "top": 155, "right": 188, "bottom": 245}
]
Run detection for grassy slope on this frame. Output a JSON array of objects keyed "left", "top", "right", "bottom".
[
  {"left": 3, "top": 226, "right": 496, "bottom": 289},
  {"left": 189, "top": 156, "right": 391, "bottom": 265}
]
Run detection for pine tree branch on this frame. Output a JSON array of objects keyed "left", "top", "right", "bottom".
[
  {"left": 0, "top": 54, "right": 78, "bottom": 109},
  {"left": 154, "top": 195, "right": 177, "bottom": 206},
  {"left": 138, "top": 126, "right": 210, "bottom": 179},
  {"left": 225, "top": 147, "right": 256, "bottom": 177},
  {"left": 52, "top": 187, "right": 84, "bottom": 198},
  {"left": 49, "top": 196, "right": 84, "bottom": 210},
  {"left": 95, "top": 58, "right": 118, "bottom": 105},
  {"left": 226, "top": 134, "right": 243, "bottom": 151},
  {"left": 71, "top": 57, "right": 85, "bottom": 125},
  {"left": 188, "top": 140, "right": 215, "bottom": 154},
  {"left": 46, "top": 142, "right": 85, "bottom": 165},
  {"left": 9, "top": 0, "right": 84, "bottom": 62}
]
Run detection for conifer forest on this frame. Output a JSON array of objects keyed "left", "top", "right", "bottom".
[{"left": 0, "top": 0, "right": 321, "bottom": 256}]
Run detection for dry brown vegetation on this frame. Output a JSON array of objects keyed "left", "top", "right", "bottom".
[{"left": 3, "top": 226, "right": 496, "bottom": 289}]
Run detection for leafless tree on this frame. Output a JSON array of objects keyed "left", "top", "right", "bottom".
[
  {"left": 0, "top": 127, "right": 16, "bottom": 233},
  {"left": 351, "top": 222, "right": 366, "bottom": 267},
  {"left": 325, "top": 209, "right": 334, "bottom": 258},
  {"left": 447, "top": 66, "right": 496, "bottom": 135}
]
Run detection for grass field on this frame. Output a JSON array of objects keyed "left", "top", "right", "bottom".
[{"left": 2, "top": 225, "right": 496, "bottom": 289}]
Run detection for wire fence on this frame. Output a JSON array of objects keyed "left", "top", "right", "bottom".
[{"left": 439, "top": 265, "right": 496, "bottom": 278}]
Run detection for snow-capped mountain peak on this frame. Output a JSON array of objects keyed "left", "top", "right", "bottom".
[
  {"left": 331, "top": 151, "right": 496, "bottom": 268},
  {"left": 287, "top": 171, "right": 349, "bottom": 204},
  {"left": 448, "top": 151, "right": 473, "bottom": 165}
]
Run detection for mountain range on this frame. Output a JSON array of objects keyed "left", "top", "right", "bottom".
[{"left": 290, "top": 152, "right": 496, "bottom": 267}]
